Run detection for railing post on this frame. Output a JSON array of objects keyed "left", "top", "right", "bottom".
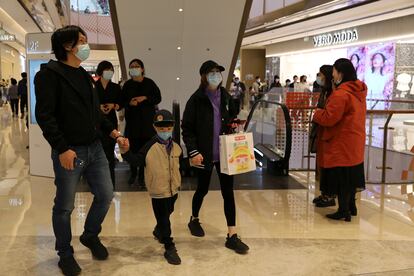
[{"left": 381, "top": 114, "right": 393, "bottom": 184}]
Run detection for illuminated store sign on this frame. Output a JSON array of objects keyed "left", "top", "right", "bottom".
[{"left": 313, "top": 29, "right": 358, "bottom": 47}]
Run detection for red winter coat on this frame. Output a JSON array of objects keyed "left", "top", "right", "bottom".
[{"left": 313, "top": 80, "right": 367, "bottom": 168}]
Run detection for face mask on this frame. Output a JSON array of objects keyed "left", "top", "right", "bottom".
[
  {"left": 316, "top": 76, "right": 324, "bottom": 86},
  {"left": 75, "top": 43, "right": 90, "bottom": 61},
  {"left": 257, "top": 79, "right": 261, "bottom": 83},
  {"left": 158, "top": 131, "right": 172, "bottom": 141},
  {"left": 335, "top": 78, "right": 342, "bottom": 85},
  {"left": 102, "top": 70, "right": 114, "bottom": 80},
  {"left": 207, "top": 72, "right": 222, "bottom": 87},
  {"left": 235, "top": 79, "right": 240, "bottom": 84},
  {"left": 129, "top": 68, "right": 142, "bottom": 77}
]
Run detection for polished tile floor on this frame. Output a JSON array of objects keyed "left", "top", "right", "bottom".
[{"left": 1, "top": 106, "right": 414, "bottom": 275}]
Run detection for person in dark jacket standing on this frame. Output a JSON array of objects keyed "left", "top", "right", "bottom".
[
  {"left": 34, "top": 25, "right": 121, "bottom": 276},
  {"left": 8, "top": 78, "right": 19, "bottom": 117},
  {"left": 122, "top": 58, "right": 161, "bottom": 186},
  {"left": 313, "top": 58, "right": 367, "bottom": 222},
  {"left": 182, "top": 60, "right": 249, "bottom": 254},
  {"left": 18, "top": 72, "right": 28, "bottom": 119},
  {"left": 309, "top": 65, "right": 336, "bottom": 207},
  {"left": 95, "top": 60, "right": 122, "bottom": 188}
]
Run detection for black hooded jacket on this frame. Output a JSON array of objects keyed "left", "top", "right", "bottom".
[
  {"left": 182, "top": 86, "right": 237, "bottom": 170},
  {"left": 34, "top": 60, "right": 114, "bottom": 154}
]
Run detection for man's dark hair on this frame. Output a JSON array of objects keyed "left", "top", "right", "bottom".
[
  {"left": 21, "top": 72, "right": 27, "bottom": 78},
  {"left": 334, "top": 58, "right": 358, "bottom": 83},
  {"left": 293, "top": 75, "right": 298, "bottom": 79},
  {"left": 11, "top": 78, "right": 17, "bottom": 85},
  {"left": 96, "top": 60, "right": 114, "bottom": 76},
  {"left": 51, "top": 25, "right": 87, "bottom": 61}
]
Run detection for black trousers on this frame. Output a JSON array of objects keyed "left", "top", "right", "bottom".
[
  {"left": 192, "top": 163, "right": 236, "bottom": 226},
  {"left": 10, "top": 99, "right": 19, "bottom": 115},
  {"left": 152, "top": 194, "right": 178, "bottom": 249},
  {"left": 128, "top": 137, "right": 150, "bottom": 181},
  {"left": 101, "top": 136, "right": 116, "bottom": 188},
  {"left": 233, "top": 99, "right": 241, "bottom": 116},
  {"left": 20, "top": 97, "right": 28, "bottom": 114}
]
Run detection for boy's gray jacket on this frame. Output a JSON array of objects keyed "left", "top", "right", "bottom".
[{"left": 122, "top": 136, "right": 182, "bottom": 198}]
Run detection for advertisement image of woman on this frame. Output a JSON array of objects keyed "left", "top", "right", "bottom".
[{"left": 182, "top": 60, "right": 249, "bottom": 254}]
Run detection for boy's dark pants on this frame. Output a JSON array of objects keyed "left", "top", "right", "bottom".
[{"left": 152, "top": 194, "right": 178, "bottom": 249}]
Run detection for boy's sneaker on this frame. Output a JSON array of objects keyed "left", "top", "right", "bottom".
[
  {"left": 188, "top": 217, "right": 205, "bottom": 237},
  {"left": 164, "top": 246, "right": 181, "bottom": 265},
  {"left": 225, "top": 234, "right": 249, "bottom": 254},
  {"left": 80, "top": 234, "right": 109, "bottom": 260},
  {"left": 58, "top": 255, "right": 81, "bottom": 276}
]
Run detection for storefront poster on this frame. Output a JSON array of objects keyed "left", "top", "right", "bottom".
[
  {"left": 348, "top": 46, "right": 366, "bottom": 81},
  {"left": 364, "top": 42, "right": 395, "bottom": 109}
]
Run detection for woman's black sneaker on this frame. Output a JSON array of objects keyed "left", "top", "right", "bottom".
[
  {"left": 315, "top": 198, "right": 336, "bottom": 207},
  {"left": 312, "top": 195, "right": 324, "bottom": 204},
  {"left": 80, "top": 234, "right": 109, "bottom": 260},
  {"left": 188, "top": 217, "right": 205, "bottom": 237},
  {"left": 58, "top": 255, "right": 81, "bottom": 276},
  {"left": 225, "top": 234, "right": 249, "bottom": 254},
  {"left": 164, "top": 246, "right": 181, "bottom": 265}
]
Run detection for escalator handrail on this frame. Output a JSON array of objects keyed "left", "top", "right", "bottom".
[{"left": 243, "top": 100, "right": 292, "bottom": 164}]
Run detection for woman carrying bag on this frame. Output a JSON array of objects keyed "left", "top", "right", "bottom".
[{"left": 182, "top": 60, "right": 249, "bottom": 254}]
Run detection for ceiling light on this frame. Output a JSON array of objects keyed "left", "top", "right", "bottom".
[
  {"left": 176, "top": 77, "right": 180, "bottom": 80},
  {"left": 178, "top": 8, "right": 183, "bottom": 12},
  {"left": 177, "top": 46, "right": 181, "bottom": 50}
]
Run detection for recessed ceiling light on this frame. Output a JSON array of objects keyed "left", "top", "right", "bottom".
[
  {"left": 176, "top": 77, "right": 180, "bottom": 80},
  {"left": 177, "top": 46, "right": 181, "bottom": 50},
  {"left": 179, "top": 8, "right": 183, "bottom": 12}
]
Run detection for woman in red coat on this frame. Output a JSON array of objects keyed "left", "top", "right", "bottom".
[{"left": 312, "top": 58, "right": 367, "bottom": 222}]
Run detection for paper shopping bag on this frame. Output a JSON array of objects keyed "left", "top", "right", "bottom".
[{"left": 220, "top": 132, "right": 256, "bottom": 175}]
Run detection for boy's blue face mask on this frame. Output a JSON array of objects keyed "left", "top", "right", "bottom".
[{"left": 158, "top": 131, "right": 173, "bottom": 141}]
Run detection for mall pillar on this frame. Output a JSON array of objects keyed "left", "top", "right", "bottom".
[{"left": 240, "top": 49, "right": 266, "bottom": 89}]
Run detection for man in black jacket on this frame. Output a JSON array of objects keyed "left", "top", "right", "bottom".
[
  {"left": 18, "top": 72, "right": 28, "bottom": 119},
  {"left": 35, "top": 25, "right": 121, "bottom": 276}
]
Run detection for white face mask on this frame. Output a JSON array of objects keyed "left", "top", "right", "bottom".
[
  {"left": 75, "top": 43, "right": 90, "bottom": 61},
  {"left": 129, "top": 68, "right": 142, "bottom": 77},
  {"left": 207, "top": 72, "right": 222, "bottom": 88},
  {"left": 316, "top": 76, "right": 324, "bottom": 86},
  {"left": 102, "top": 70, "right": 114, "bottom": 80}
]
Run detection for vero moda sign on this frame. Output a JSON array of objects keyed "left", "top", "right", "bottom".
[{"left": 313, "top": 29, "right": 358, "bottom": 47}]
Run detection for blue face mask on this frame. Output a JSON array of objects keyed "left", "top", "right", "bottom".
[
  {"left": 207, "top": 72, "right": 223, "bottom": 88},
  {"left": 129, "top": 68, "right": 142, "bottom": 77},
  {"left": 75, "top": 43, "right": 90, "bottom": 61},
  {"left": 102, "top": 70, "right": 114, "bottom": 80},
  {"left": 158, "top": 131, "right": 172, "bottom": 141},
  {"left": 316, "top": 76, "right": 325, "bottom": 87}
]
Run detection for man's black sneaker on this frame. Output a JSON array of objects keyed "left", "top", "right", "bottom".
[
  {"left": 315, "top": 198, "right": 336, "bottom": 208},
  {"left": 80, "top": 234, "right": 108, "bottom": 260},
  {"left": 58, "top": 255, "right": 81, "bottom": 276},
  {"left": 164, "top": 246, "right": 181, "bottom": 265},
  {"left": 225, "top": 234, "right": 249, "bottom": 254},
  {"left": 188, "top": 217, "right": 205, "bottom": 237}
]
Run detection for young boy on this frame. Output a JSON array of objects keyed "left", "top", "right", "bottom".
[{"left": 118, "top": 109, "right": 182, "bottom": 265}]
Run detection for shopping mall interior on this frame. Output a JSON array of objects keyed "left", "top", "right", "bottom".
[{"left": 1, "top": 0, "right": 414, "bottom": 275}]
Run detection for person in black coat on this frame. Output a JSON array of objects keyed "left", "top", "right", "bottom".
[
  {"left": 96, "top": 60, "right": 123, "bottom": 188},
  {"left": 18, "top": 72, "right": 28, "bottom": 119},
  {"left": 182, "top": 60, "right": 249, "bottom": 254},
  {"left": 122, "top": 58, "right": 161, "bottom": 186},
  {"left": 34, "top": 25, "right": 122, "bottom": 275}
]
